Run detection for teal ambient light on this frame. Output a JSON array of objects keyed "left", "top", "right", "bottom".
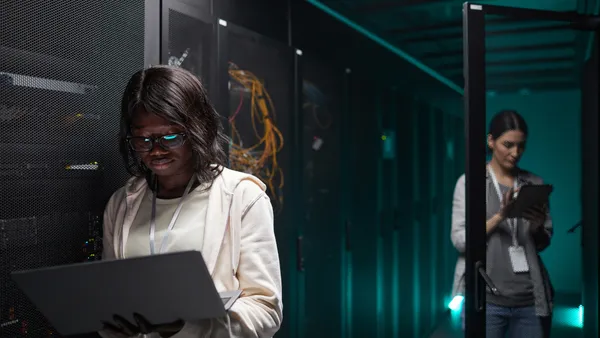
[
  {"left": 448, "top": 295, "right": 464, "bottom": 311},
  {"left": 553, "top": 304, "right": 584, "bottom": 328}
]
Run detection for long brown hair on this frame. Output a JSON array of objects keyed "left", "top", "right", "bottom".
[{"left": 119, "top": 65, "right": 228, "bottom": 185}]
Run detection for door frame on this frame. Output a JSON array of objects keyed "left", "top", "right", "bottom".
[
  {"left": 580, "top": 33, "right": 599, "bottom": 338},
  {"left": 462, "top": 3, "right": 599, "bottom": 337}
]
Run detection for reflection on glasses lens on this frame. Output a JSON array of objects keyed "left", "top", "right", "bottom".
[
  {"left": 128, "top": 134, "right": 185, "bottom": 151},
  {"left": 161, "top": 134, "right": 183, "bottom": 148}
]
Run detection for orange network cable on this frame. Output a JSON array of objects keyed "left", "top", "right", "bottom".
[{"left": 228, "top": 62, "right": 284, "bottom": 208}]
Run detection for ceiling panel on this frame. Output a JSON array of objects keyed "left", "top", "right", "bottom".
[{"left": 314, "top": 0, "right": 599, "bottom": 93}]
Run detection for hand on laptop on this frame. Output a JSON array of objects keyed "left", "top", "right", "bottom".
[{"left": 103, "top": 313, "right": 184, "bottom": 338}]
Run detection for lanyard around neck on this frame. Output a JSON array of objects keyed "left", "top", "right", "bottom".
[
  {"left": 487, "top": 165, "right": 520, "bottom": 246},
  {"left": 149, "top": 175, "right": 196, "bottom": 255}
]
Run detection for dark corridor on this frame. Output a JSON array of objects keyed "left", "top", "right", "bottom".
[{"left": 1, "top": 1, "right": 598, "bottom": 338}]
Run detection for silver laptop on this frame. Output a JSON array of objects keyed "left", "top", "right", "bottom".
[{"left": 11, "top": 251, "right": 241, "bottom": 336}]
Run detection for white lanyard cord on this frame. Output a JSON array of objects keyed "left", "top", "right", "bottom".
[
  {"left": 149, "top": 175, "right": 196, "bottom": 255},
  {"left": 488, "top": 165, "right": 519, "bottom": 246}
]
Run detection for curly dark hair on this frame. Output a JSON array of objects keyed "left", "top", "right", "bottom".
[{"left": 119, "top": 65, "right": 228, "bottom": 186}]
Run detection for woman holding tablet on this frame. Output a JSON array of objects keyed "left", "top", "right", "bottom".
[
  {"left": 450, "top": 110, "right": 554, "bottom": 338},
  {"left": 100, "top": 66, "right": 282, "bottom": 338}
]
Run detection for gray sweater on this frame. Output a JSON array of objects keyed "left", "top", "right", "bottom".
[
  {"left": 486, "top": 183, "right": 535, "bottom": 307},
  {"left": 450, "top": 169, "right": 554, "bottom": 316}
]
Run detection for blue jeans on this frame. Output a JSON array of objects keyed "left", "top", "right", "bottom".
[
  {"left": 486, "top": 303, "right": 543, "bottom": 338},
  {"left": 461, "top": 304, "right": 547, "bottom": 338}
]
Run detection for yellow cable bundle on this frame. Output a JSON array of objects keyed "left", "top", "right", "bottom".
[{"left": 228, "top": 62, "right": 285, "bottom": 208}]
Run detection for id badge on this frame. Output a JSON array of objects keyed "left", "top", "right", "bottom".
[{"left": 508, "top": 246, "right": 530, "bottom": 273}]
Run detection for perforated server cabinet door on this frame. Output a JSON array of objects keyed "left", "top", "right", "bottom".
[
  {"left": 161, "top": 1, "right": 214, "bottom": 93},
  {"left": 394, "top": 95, "right": 416, "bottom": 337},
  {"left": 378, "top": 89, "right": 398, "bottom": 338},
  {"left": 414, "top": 99, "right": 434, "bottom": 337},
  {"left": 160, "top": 0, "right": 228, "bottom": 140},
  {"left": 300, "top": 55, "right": 344, "bottom": 338},
  {"left": 176, "top": 0, "right": 212, "bottom": 15},
  {"left": 0, "top": 1, "right": 146, "bottom": 336},
  {"left": 221, "top": 22, "right": 296, "bottom": 338},
  {"left": 346, "top": 72, "right": 380, "bottom": 338}
]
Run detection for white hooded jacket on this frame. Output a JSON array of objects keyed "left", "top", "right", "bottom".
[{"left": 101, "top": 167, "right": 283, "bottom": 337}]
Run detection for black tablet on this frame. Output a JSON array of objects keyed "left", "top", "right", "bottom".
[{"left": 505, "top": 184, "right": 553, "bottom": 218}]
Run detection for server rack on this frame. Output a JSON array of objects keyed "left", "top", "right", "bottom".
[
  {"left": 345, "top": 72, "right": 380, "bottom": 338},
  {"left": 161, "top": 1, "right": 213, "bottom": 91},
  {"left": 298, "top": 54, "right": 344, "bottom": 338},
  {"left": 160, "top": 0, "right": 229, "bottom": 144},
  {"left": 217, "top": 20, "right": 299, "bottom": 338},
  {"left": 0, "top": 1, "right": 150, "bottom": 337}
]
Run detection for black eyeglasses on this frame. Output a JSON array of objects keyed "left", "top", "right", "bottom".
[{"left": 127, "top": 133, "right": 187, "bottom": 152}]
